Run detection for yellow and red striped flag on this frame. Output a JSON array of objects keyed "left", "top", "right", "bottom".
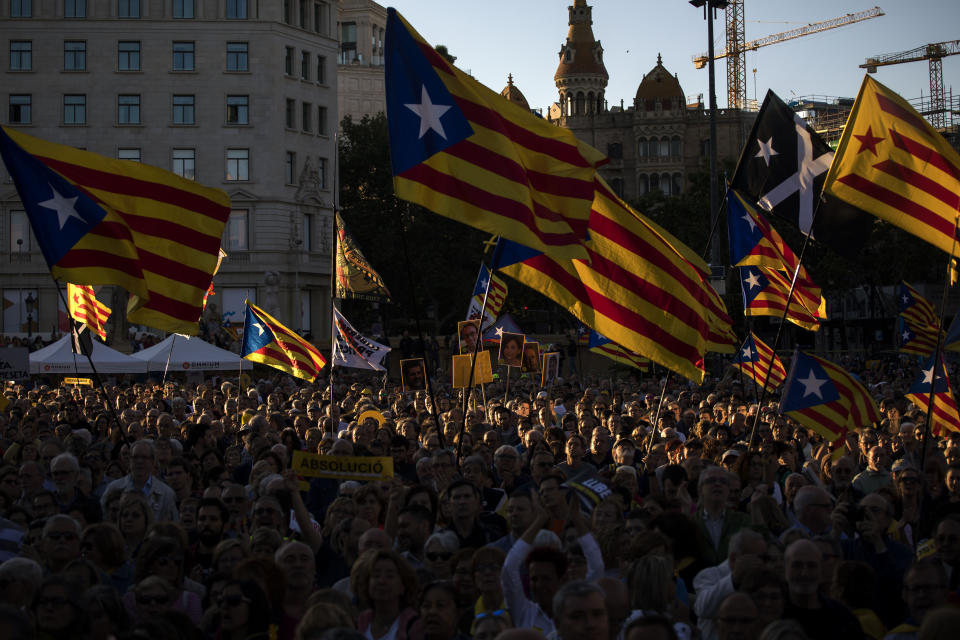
[
  {"left": 241, "top": 302, "right": 326, "bottom": 381},
  {"left": 66, "top": 283, "right": 111, "bottom": 341},
  {"left": 587, "top": 330, "right": 650, "bottom": 372},
  {"left": 898, "top": 318, "right": 939, "bottom": 357},
  {"left": 824, "top": 75, "right": 960, "bottom": 258},
  {"left": 739, "top": 266, "right": 826, "bottom": 331},
  {"left": 496, "top": 178, "right": 734, "bottom": 383},
  {"left": 905, "top": 352, "right": 960, "bottom": 435},
  {"left": 385, "top": 9, "right": 606, "bottom": 261},
  {"left": 899, "top": 281, "right": 940, "bottom": 331},
  {"left": 731, "top": 333, "right": 786, "bottom": 391},
  {"left": 0, "top": 126, "right": 230, "bottom": 335}
]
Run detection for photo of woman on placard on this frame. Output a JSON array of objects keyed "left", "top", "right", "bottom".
[
  {"left": 498, "top": 332, "right": 523, "bottom": 367},
  {"left": 521, "top": 341, "right": 541, "bottom": 373}
]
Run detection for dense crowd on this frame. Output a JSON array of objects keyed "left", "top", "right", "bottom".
[{"left": 1, "top": 354, "right": 960, "bottom": 640}]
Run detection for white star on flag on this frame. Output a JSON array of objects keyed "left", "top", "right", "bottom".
[
  {"left": 495, "top": 327, "right": 504, "bottom": 338},
  {"left": 744, "top": 272, "right": 761, "bottom": 290},
  {"left": 38, "top": 184, "right": 83, "bottom": 230},
  {"left": 902, "top": 330, "right": 912, "bottom": 341},
  {"left": 741, "top": 212, "right": 757, "bottom": 233},
  {"left": 902, "top": 294, "right": 910, "bottom": 305},
  {"left": 252, "top": 321, "right": 265, "bottom": 336},
  {"left": 741, "top": 346, "right": 754, "bottom": 360},
  {"left": 798, "top": 369, "right": 828, "bottom": 399},
  {"left": 922, "top": 365, "right": 936, "bottom": 386},
  {"left": 405, "top": 86, "right": 451, "bottom": 139},
  {"left": 478, "top": 277, "right": 488, "bottom": 292},
  {"left": 755, "top": 137, "right": 778, "bottom": 166}
]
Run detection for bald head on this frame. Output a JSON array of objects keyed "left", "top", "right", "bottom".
[{"left": 358, "top": 527, "right": 392, "bottom": 554}]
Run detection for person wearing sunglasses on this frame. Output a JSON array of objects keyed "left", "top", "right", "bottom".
[{"left": 215, "top": 579, "right": 274, "bottom": 640}]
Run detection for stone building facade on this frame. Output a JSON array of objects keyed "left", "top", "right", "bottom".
[
  {"left": 1, "top": 0, "right": 338, "bottom": 344},
  {"left": 336, "top": 0, "right": 386, "bottom": 124}
]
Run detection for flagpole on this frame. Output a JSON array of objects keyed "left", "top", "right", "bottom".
[
  {"left": 920, "top": 215, "right": 960, "bottom": 473},
  {"left": 161, "top": 334, "right": 176, "bottom": 386},
  {"left": 701, "top": 173, "right": 729, "bottom": 262},
  {"left": 747, "top": 206, "right": 820, "bottom": 446},
  {"left": 503, "top": 366, "right": 511, "bottom": 404},
  {"left": 53, "top": 281, "right": 128, "bottom": 446},
  {"left": 330, "top": 133, "right": 341, "bottom": 428},
  {"left": 645, "top": 373, "right": 670, "bottom": 460},
  {"left": 397, "top": 203, "right": 443, "bottom": 447}
]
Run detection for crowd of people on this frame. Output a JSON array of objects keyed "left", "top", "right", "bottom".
[{"left": 1, "top": 352, "right": 960, "bottom": 640}]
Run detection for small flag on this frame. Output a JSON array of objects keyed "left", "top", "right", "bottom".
[
  {"left": 336, "top": 213, "right": 391, "bottom": 302},
  {"left": 730, "top": 89, "right": 872, "bottom": 258},
  {"left": 576, "top": 322, "right": 590, "bottom": 346},
  {"left": 779, "top": 350, "right": 881, "bottom": 444},
  {"left": 483, "top": 313, "right": 523, "bottom": 344},
  {"left": 904, "top": 352, "right": 960, "bottom": 435},
  {"left": 332, "top": 308, "right": 391, "bottom": 371},
  {"left": 465, "top": 264, "right": 508, "bottom": 329},
  {"left": 66, "top": 283, "right": 111, "bottom": 341},
  {"left": 823, "top": 75, "right": 960, "bottom": 259},
  {"left": 726, "top": 188, "right": 820, "bottom": 300},
  {"left": 588, "top": 331, "right": 650, "bottom": 372},
  {"left": 898, "top": 281, "right": 939, "bottom": 331},
  {"left": 0, "top": 126, "right": 230, "bottom": 335},
  {"left": 731, "top": 333, "right": 786, "bottom": 391},
  {"left": 241, "top": 302, "right": 326, "bottom": 381},
  {"left": 898, "top": 317, "right": 938, "bottom": 357},
  {"left": 385, "top": 9, "right": 606, "bottom": 261},
  {"left": 740, "top": 266, "right": 825, "bottom": 331}
]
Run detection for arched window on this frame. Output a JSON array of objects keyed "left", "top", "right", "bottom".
[
  {"left": 587, "top": 92, "right": 595, "bottom": 114},
  {"left": 673, "top": 173, "right": 683, "bottom": 195},
  {"left": 638, "top": 174, "right": 649, "bottom": 196},
  {"left": 637, "top": 137, "right": 648, "bottom": 161},
  {"left": 659, "top": 138, "right": 670, "bottom": 158},
  {"left": 671, "top": 135, "right": 682, "bottom": 159},
  {"left": 575, "top": 92, "right": 585, "bottom": 116},
  {"left": 661, "top": 173, "right": 672, "bottom": 196},
  {"left": 650, "top": 173, "right": 660, "bottom": 193}
]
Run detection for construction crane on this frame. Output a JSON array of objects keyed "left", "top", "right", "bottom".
[
  {"left": 861, "top": 40, "right": 960, "bottom": 129},
  {"left": 694, "top": 4, "right": 885, "bottom": 110}
]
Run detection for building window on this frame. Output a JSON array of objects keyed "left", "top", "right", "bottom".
[
  {"left": 660, "top": 173, "right": 672, "bottom": 196},
  {"left": 650, "top": 174, "right": 660, "bottom": 193},
  {"left": 339, "top": 22, "right": 357, "bottom": 64},
  {"left": 300, "top": 291, "right": 310, "bottom": 332},
  {"left": 10, "top": 0, "right": 31, "bottom": 17},
  {"left": 226, "top": 95, "right": 249, "bottom": 125},
  {"left": 172, "top": 148, "right": 195, "bottom": 179},
  {"left": 301, "top": 102, "right": 312, "bottom": 132},
  {"left": 285, "top": 99, "right": 296, "bottom": 129},
  {"left": 316, "top": 54, "right": 326, "bottom": 83},
  {"left": 299, "top": 0, "right": 307, "bottom": 27},
  {"left": 638, "top": 175, "right": 648, "bottom": 196},
  {"left": 117, "top": 148, "right": 140, "bottom": 162},
  {"left": 64, "top": 41, "right": 86, "bottom": 70},
  {"left": 226, "top": 0, "right": 247, "bottom": 19},
  {"left": 9, "top": 41, "right": 31, "bottom": 71},
  {"left": 118, "top": 0, "right": 139, "bottom": 18},
  {"left": 118, "top": 94, "right": 141, "bottom": 124},
  {"left": 225, "top": 210, "right": 248, "bottom": 250},
  {"left": 226, "top": 42, "right": 248, "bottom": 71},
  {"left": 317, "top": 106, "right": 327, "bottom": 135},
  {"left": 10, "top": 210, "right": 30, "bottom": 253},
  {"left": 65, "top": 0, "right": 85, "bottom": 17},
  {"left": 313, "top": 2, "right": 327, "bottom": 34},
  {"left": 607, "top": 142, "right": 622, "bottom": 160},
  {"left": 671, "top": 135, "right": 682, "bottom": 159},
  {"left": 118, "top": 41, "right": 141, "bottom": 71},
  {"left": 172, "top": 42, "right": 195, "bottom": 71},
  {"left": 283, "top": 0, "right": 292, "bottom": 24},
  {"left": 63, "top": 94, "right": 86, "bottom": 125},
  {"left": 317, "top": 157, "right": 327, "bottom": 189},
  {"left": 8, "top": 95, "right": 31, "bottom": 124},
  {"left": 300, "top": 51, "right": 310, "bottom": 80},
  {"left": 285, "top": 152, "right": 296, "bottom": 185},
  {"left": 284, "top": 47, "right": 294, "bottom": 75},
  {"left": 637, "top": 137, "right": 648, "bottom": 161},
  {"left": 659, "top": 138, "right": 670, "bottom": 158},
  {"left": 302, "top": 214, "right": 311, "bottom": 251},
  {"left": 672, "top": 173, "right": 683, "bottom": 195},
  {"left": 226, "top": 149, "right": 249, "bottom": 181},
  {"left": 172, "top": 0, "right": 193, "bottom": 18},
  {"left": 173, "top": 95, "right": 195, "bottom": 125}
]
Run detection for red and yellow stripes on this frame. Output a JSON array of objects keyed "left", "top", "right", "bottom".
[
  {"left": 733, "top": 333, "right": 786, "bottom": 391},
  {"left": 6, "top": 127, "right": 229, "bottom": 335},
  {"left": 392, "top": 12, "right": 606, "bottom": 261},
  {"left": 591, "top": 342, "right": 650, "bottom": 372},
  {"left": 744, "top": 268, "right": 826, "bottom": 332},
  {"left": 245, "top": 302, "right": 326, "bottom": 381},
  {"left": 825, "top": 75, "right": 960, "bottom": 258},
  {"left": 66, "top": 283, "right": 110, "bottom": 340}
]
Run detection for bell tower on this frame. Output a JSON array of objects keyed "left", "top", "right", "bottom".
[{"left": 554, "top": 0, "right": 609, "bottom": 117}]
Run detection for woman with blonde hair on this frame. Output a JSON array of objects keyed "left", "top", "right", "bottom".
[{"left": 351, "top": 549, "right": 421, "bottom": 640}]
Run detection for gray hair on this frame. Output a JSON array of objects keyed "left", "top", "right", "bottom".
[
  {"left": 793, "top": 486, "right": 831, "bottom": 516},
  {"left": 553, "top": 580, "right": 605, "bottom": 622},
  {"left": 42, "top": 514, "right": 82, "bottom": 538},
  {"left": 0, "top": 558, "right": 43, "bottom": 592},
  {"left": 50, "top": 452, "right": 79, "bottom": 471},
  {"left": 425, "top": 530, "right": 459, "bottom": 554},
  {"left": 494, "top": 445, "right": 519, "bottom": 459},
  {"left": 274, "top": 540, "right": 313, "bottom": 564}
]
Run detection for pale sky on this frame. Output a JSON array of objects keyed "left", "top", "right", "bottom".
[{"left": 388, "top": 0, "right": 960, "bottom": 114}]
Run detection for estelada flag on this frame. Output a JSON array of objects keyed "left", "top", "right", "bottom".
[
  {"left": 588, "top": 331, "right": 650, "bottom": 372},
  {"left": 739, "top": 266, "right": 825, "bottom": 332},
  {"left": 67, "top": 283, "right": 111, "bottom": 341},
  {"left": 731, "top": 332, "right": 786, "bottom": 391},
  {"left": 905, "top": 352, "right": 960, "bottom": 435},
  {"left": 241, "top": 302, "right": 326, "bottom": 381},
  {"left": 336, "top": 213, "right": 391, "bottom": 302},
  {"left": 0, "top": 126, "right": 230, "bottom": 335},
  {"left": 824, "top": 75, "right": 960, "bottom": 258},
  {"left": 898, "top": 317, "right": 938, "bottom": 357},
  {"left": 385, "top": 8, "right": 605, "bottom": 261}
]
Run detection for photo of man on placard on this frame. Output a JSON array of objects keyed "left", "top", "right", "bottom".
[
  {"left": 541, "top": 352, "right": 560, "bottom": 386},
  {"left": 521, "top": 340, "right": 541, "bottom": 373},
  {"left": 458, "top": 319, "right": 480, "bottom": 354},
  {"left": 400, "top": 358, "right": 427, "bottom": 391},
  {"left": 498, "top": 332, "right": 523, "bottom": 367}
]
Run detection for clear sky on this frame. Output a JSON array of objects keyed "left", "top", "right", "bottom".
[{"left": 388, "top": 0, "right": 960, "bottom": 114}]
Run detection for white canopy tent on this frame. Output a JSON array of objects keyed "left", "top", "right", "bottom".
[
  {"left": 30, "top": 336, "right": 147, "bottom": 375},
  {"left": 130, "top": 335, "right": 251, "bottom": 372}
]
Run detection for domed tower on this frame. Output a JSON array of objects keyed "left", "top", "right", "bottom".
[
  {"left": 554, "top": 0, "right": 608, "bottom": 117},
  {"left": 500, "top": 74, "right": 531, "bottom": 111},
  {"left": 635, "top": 54, "right": 685, "bottom": 114}
]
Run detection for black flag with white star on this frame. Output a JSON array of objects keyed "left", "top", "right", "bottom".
[{"left": 730, "top": 90, "right": 872, "bottom": 258}]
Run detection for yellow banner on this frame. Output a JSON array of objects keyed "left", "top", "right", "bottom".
[
  {"left": 292, "top": 451, "right": 394, "bottom": 482},
  {"left": 451, "top": 350, "right": 494, "bottom": 387},
  {"left": 64, "top": 377, "right": 94, "bottom": 387}
]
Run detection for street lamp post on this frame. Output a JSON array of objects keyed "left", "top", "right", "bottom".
[
  {"left": 690, "top": 0, "right": 728, "bottom": 270},
  {"left": 17, "top": 238, "right": 23, "bottom": 335},
  {"left": 25, "top": 291, "right": 35, "bottom": 338}
]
